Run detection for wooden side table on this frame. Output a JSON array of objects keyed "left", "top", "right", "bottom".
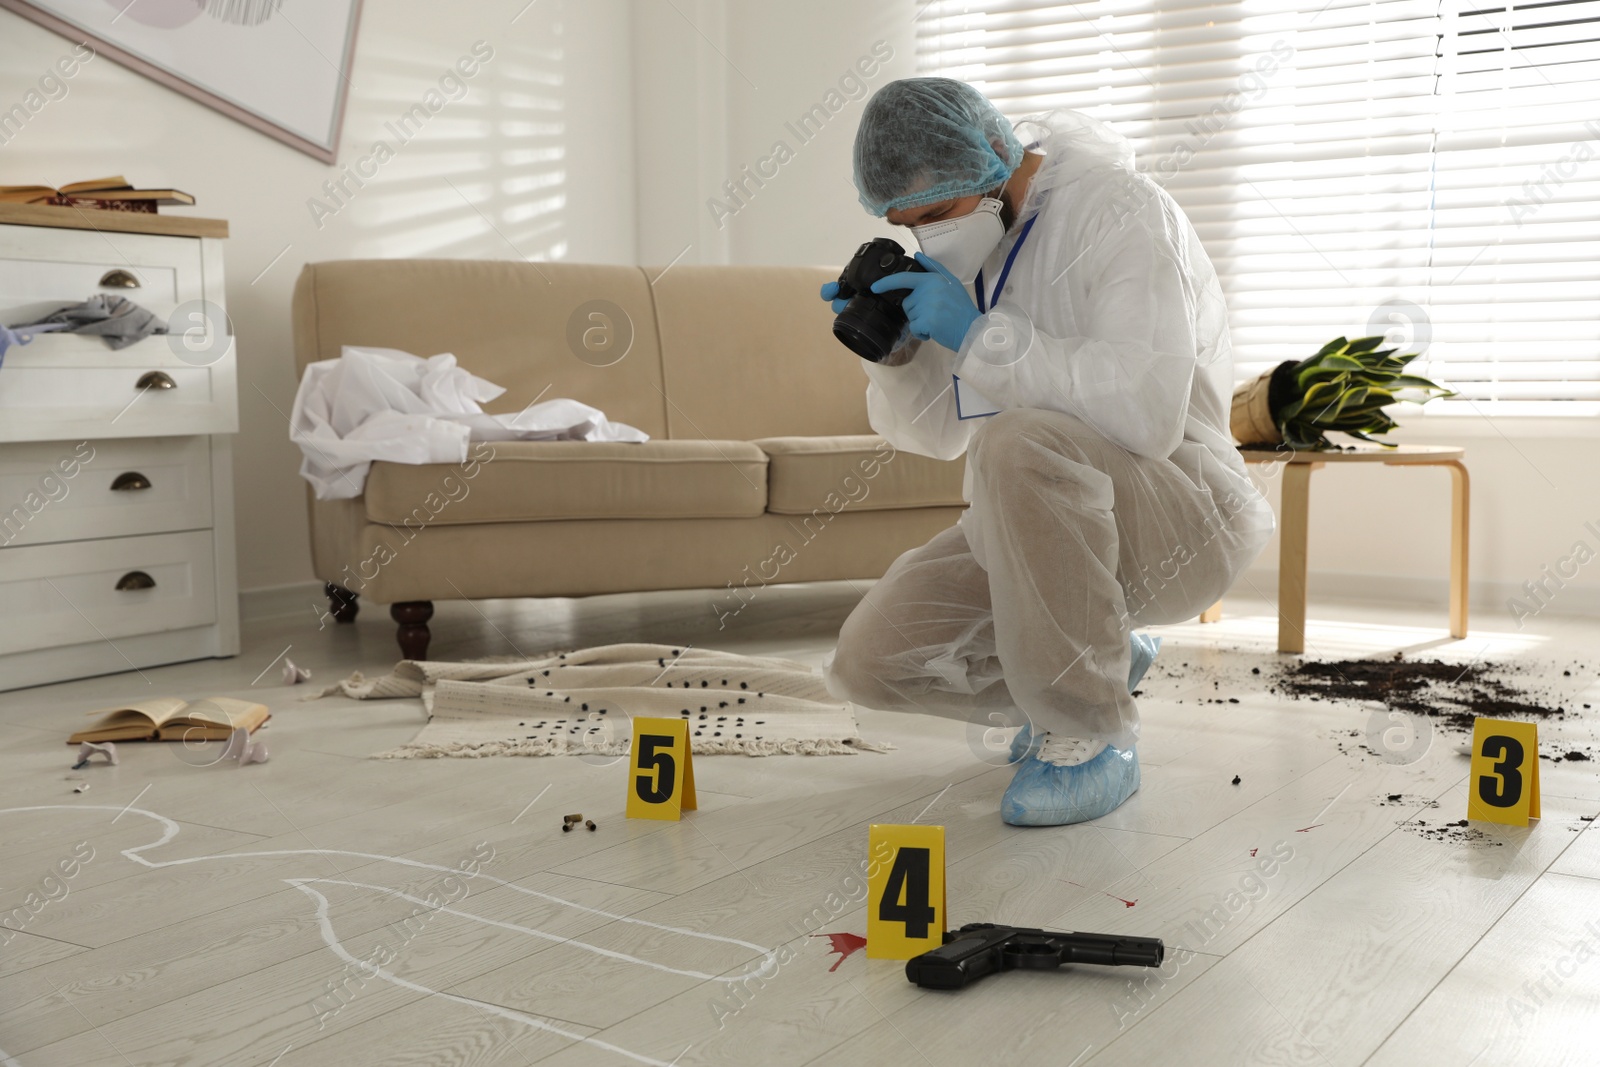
[{"left": 1200, "top": 444, "right": 1469, "bottom": 653}]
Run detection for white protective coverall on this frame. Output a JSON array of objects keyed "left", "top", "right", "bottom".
[{"left": 824, "top": 109, "right": 1275, "bottom": 751}]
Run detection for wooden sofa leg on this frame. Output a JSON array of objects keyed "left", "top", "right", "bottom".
[
  {"left": 391, "top": 601, "right": 434, "bottom": 661},
  {"left": 325, "top": 583, "right": 360, "bottom": 623}
]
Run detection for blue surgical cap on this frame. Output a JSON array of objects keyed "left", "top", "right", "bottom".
[{"left": 852, "top": 77, "right": 1026, "bottom": 217}]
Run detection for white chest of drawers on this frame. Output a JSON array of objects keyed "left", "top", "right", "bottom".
[{"left": 0, "top": 205, "right": 239, "bottom": 691}]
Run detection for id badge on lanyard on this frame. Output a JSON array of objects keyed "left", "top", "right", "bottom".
[
  {"left": 953, "top": 375, "right": 1001, "bottom": 419},
  {"left": 955, "top": 214, "right": 1037, "bottom": 421}
]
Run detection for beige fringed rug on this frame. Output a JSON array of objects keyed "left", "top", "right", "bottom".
[{"left": 306, "top": 642, "right": 888, "bottom": 759}]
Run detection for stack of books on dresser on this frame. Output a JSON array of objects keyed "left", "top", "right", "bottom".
[{"left": 0, "top": 176, "right": 195, "bottom": 215}]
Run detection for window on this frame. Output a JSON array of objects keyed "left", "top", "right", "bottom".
[{"left": 919, "top": 1, "right": 1600, "bottom": 414}]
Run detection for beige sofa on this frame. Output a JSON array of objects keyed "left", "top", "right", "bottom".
[{"left": 291, "top": 259, "right": 968, "bottom": 658}]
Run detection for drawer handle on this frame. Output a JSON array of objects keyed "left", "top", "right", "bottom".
[
  {"left": 136, "top": 371, "right": 177, "bottom": 391},
  {"left": 111, "top": 472, "right": 152, "bottom": 491},
  {"left": 116, "top": 570, "right": 156, "bottom": 591},
  {"left": 99, "top": 269, "right": 141, "bottom": 289}
]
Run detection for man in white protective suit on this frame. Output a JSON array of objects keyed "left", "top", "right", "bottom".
[{"left": 822, "top": 78, "right": 1275, "bottom": 826}]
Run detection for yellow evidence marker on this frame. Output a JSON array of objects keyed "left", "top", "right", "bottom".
[
  {"left": 625, "top": 717, "right": 697, "bottom": 821},
  {"left": 866, "top": 823, "right": 946, "bottom": 960},
  {"left": 1467, "top": 717, "right": 1540, "bottom": 827}
]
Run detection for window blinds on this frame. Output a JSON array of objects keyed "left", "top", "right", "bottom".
[{"left": 918, "top": 0, "right": 1600, "bottom": 413}]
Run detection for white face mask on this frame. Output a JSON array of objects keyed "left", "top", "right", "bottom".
[{"left": 910, "top": 196, "right": 1006, "bottom": 285}]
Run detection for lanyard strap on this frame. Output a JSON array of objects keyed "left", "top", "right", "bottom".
[{"left": 975, "top": 213, "right": 1038, "bottom": 314}]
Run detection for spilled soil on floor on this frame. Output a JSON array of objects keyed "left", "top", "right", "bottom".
[{"left": 1271, "top": 657, "right": 1579, "bottom": 735}]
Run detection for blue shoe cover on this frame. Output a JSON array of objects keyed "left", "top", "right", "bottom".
[
  {"left": 1128, "top": 632, "right": 1161, "bottom": 691},
  {"left": 1009, "top": 722, "right": 1042, "bottom": 764},
  {"left": 1001, "top": 743, "right": 1140, "bottom": 826},
  {"left": 1007, "top": 633, "right": 1160, "bottom": 764}
]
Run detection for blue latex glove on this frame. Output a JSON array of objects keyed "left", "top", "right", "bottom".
[
  {"left": 819, "top": 280, "right": 849, "bottom": 314},
  {"left": 0, "top": 324, "right": 38, "bottom": 369},
  {"left": 870, "top": 252, "right": 981, "bottom": 353}
]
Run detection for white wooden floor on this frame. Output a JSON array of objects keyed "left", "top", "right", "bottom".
[{"left": 1, "top": 583, "right": 1597, "bottom": 1067}]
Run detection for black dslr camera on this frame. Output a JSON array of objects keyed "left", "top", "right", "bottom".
[{"left": 831, "top": 237, "right": 926, "bottom": 363}]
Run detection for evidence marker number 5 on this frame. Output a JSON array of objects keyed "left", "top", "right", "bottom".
[{"left": 625, "top": 717, "right": 697, "bottom": 821}]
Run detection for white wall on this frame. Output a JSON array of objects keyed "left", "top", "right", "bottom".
[
  {"left": 0, "top": 0, "right": 637, "bottom": 592},
  {"left": 6, "top": 0, "right": 1596, "bottom": 622},
  {"left": 633, "top": 0, "right": 918, "bottom": 268},
  {"left": 720, "top": 3, "right": 916, "bottom": 267},
  {"left": 629, "top": 0, "right": 730, "bottom": 266}
]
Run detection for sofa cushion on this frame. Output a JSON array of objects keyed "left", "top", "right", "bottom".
[
  {"left": 755, "top": 436, "right": 966, "bottom": 515},
  {"left": 651, "top": 264, "right": 873, "bottom": 440},
  {"left": 363, "top": 440, "right": 768, "bottom": 525}
]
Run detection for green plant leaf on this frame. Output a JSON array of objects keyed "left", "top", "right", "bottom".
[
  {"left": 1328, "top": 387, "right": 1367, "bottom": 420},
  {"left": 1388, "top": 374, "right": 1450, "bottom": 391},
  {"left": 1302, "top": 436, "right": 1336, "bottom": 451},
  {"left": 1282, "top": 426, "right": 1330, "bottom": 450},
  {"left": 1298, "top": 381, "right": 1342, "bottom": 417},
  {"left": 1300, "top": 379, "right": 1340, "bottom": 402},
  {"left": 1292, "top": 352, "right": 1330, "bottom": 376},
  {"left": 1345, "top": 336, "right": 1386, "bottom": 354},
  {"left": 1331, "top": 411, "right": 1388, "bottom": 430},
  {"left": 1295, "top": 368, "right": 1341, "bottom": 391},
  {"left": 1343, "top": 428, "right": 1398, "bottom": 447},
  {"left": 1343, "top": 417, "right": 1390, "bottom": 432},
  {"left": 1296, "top": 354, "right": 1364, "bottom": 391},
  {"left": 1318, "top": 354, "right": 1364, "bottom": 373},
  {"left": 1307, "top": 403, "right": 1351, "bottom": 426}
]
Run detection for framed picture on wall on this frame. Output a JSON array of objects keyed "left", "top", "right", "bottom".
[{"left": 0, "top": 0, "right": 362, "bottom": 163}]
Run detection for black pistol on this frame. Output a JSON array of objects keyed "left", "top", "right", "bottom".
[{"left": 905, "top": 923, "right": 1165, "bottom": 990}]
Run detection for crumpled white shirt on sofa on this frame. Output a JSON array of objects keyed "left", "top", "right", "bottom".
[{"left": 290, "top": 345, "right": 648, "bottom": 500}]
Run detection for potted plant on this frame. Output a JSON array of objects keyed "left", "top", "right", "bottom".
[{"left": 1231, "top": 335, "right": 1455, "bottom": 450}]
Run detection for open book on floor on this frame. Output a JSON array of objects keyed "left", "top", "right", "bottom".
[{"left": 68, "top": 697, "right": 269, "bottom": 744}]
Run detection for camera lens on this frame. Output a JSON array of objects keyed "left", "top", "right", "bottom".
[
  {"left": 833, "top": 297, "right": 906, "bottom": 362},
  {"left": 831, "top": 237, "right": 921, "bottom": 362}
]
